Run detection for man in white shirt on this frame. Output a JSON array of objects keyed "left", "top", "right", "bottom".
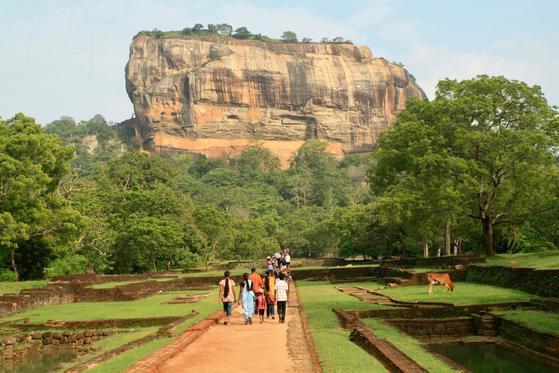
[
  {"left": 285, "top": 253, "right": 291, "bottom": 269},
  {"left": 274, "top": 272, "right": 289, "bottom": 323}
]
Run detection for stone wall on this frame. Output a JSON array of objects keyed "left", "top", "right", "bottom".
[
  {"left": 380, "top": 255, "right": 485, "bottom": 268},
  {"left": 495, "top": 315, "right": 559, "bottom": 357},
  {"left": 0, "top": 285, "right": 73, "bottom": 317},
  {"left": 466, "top": 265, "right": 559, "bottom": 297},
  {"left": 0, "top": 330, "right": 110, "bottom": 360},
  {"left": 353, "top": 301, "right": 531, "bottom": 319},
  {"left": 387, "top": 317, "right": 476, "bottom": 339},
  {"left": 290, "top": 265, "right": 410, "bottom": 281}
]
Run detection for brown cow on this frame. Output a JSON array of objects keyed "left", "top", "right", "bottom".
[{"left": 427, "top": 272, "right": 454, "bottom": 294}]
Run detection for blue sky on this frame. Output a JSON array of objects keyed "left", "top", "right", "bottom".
[{"left": 1, "top": 0, "right": 558, "bottom": 124}]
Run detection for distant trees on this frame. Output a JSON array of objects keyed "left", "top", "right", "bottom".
[
  {"left": 233, "top": 27, "right": 252, "bottom": 39},
  {"left": 138, "top": 24, "right": 353, "bottom": 44},
  {"left": 216, "top": 23, "right": 233, "bottom": 36},
  {"left": 281, "top": 31, "right": 298, "bottom": 42}
]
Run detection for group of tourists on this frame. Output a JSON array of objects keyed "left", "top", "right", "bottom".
[{"left": 218, "top": 253, "right": 292, "bottom": 326}]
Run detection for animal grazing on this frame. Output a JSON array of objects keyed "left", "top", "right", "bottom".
[{"left": 427, "top": 272, "right": 454, "bottom": 294}]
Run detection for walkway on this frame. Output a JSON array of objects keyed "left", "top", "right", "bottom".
[{"left": 158, "top": 283, "right": 317, "bottom": 373}]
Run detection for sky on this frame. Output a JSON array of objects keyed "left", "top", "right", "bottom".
[{"left": 1, "top": 0, "right": 558, "bottom": 124}]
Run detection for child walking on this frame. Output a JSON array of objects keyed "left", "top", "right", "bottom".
[{"left": 256, "top": 289, "right": 266, "bottom": 323}]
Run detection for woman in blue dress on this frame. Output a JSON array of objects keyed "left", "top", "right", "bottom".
[{"left": 239, "top": 273, "right": 255, "bottom": 325}]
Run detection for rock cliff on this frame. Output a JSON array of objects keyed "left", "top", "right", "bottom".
[{"left": 125, "top": 35, "right": 426, "bottom": 166}]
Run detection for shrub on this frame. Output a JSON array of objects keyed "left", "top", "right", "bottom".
[
  {"left": 0, "top": 268, "right": 17, "bottom": 282},
  {"left": 43, "top": 254, "right": 88, "bottom": 279}
]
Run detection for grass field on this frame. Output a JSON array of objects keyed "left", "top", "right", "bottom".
[
  {"left": 58, "top": 327, "right": 159, "bottom": 371},
  {"left": 3, "top": 290, "right": 215, "bottom": 323},
  {"left": 297, "top": 280, "right": 391, "bottom": 372},
  {"left": 369, "top": 283, "right": 535, "bottom": 305},
  {"left": 0, "top": 280, "right": 47, "bottom": 296},
  {"left": 361, "top": 318, "right": 456, "bottom": 372},
  {"left": 496, "top": 309, "right": 559, "bottom": 336},
  {"left": 484, "top": 252, "right": 559, "bottom": 269}
]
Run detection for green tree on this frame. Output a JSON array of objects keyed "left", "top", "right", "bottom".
[
  {"left": 217, "top": 23, "right": 233, "bottom": 36},
  {"left": 114, "top": 216, "right": 184, "bottom": 273},
  {"left": 193, "top": 205, "right": 233, "bottom": 271},
  {"left": 370, "top": 76, "right": 559, "bottom": 255},
  {"left": 233, "top": 27, "right": 252, "bottom": 39},
  {"left": 281, "top": 31, "right": 297, "bottom": 42},
  {"left": 0, "top": 114, "right": 80, "bottom": 280}
]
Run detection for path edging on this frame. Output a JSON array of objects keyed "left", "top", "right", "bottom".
[{"left": 125, "top": 311, "right": 222, "bottom": 373}]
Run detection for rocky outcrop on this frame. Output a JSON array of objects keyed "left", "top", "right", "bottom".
[{"left": 125, "top": 35, "right": 426, "bottom": 167}]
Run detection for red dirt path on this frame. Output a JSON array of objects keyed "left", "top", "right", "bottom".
[{"left": 130, "top": 282, "right": 317, "bottom": 373}]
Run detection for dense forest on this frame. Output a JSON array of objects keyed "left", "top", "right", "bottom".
[{"left": 1, "top": 76, "right": 559, "bottom": 280}]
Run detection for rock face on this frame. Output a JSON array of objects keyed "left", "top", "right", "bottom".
[{"left": 125, "top": 35, "right": 425, "bottom": 167}]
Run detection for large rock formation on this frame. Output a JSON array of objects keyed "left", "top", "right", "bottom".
[{"left": 125, "top": 35, "right": 425, "bottom": 167}]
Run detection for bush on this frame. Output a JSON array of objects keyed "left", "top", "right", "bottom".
[
  {"left": 181, "top": 252, "right": 201, "bottom": 270},
  {"left": 0, "top": 268, "right": 17, "bottom": 282},
  {"left": 43, "top": 254, "right": 88, "bottom": 280}
]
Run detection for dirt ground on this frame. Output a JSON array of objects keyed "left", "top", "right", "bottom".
[{"left": 159, "top": 285, "right": 315, "bottom": 373}]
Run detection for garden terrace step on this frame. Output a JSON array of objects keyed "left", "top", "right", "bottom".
[
  {"left": 472, "top": 314, "right": 498, "bottom": 336},
  {"left": 350, "top": 323, "right": 428, "bottom": 372}
]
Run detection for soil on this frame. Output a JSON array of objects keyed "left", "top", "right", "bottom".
[{"left": 159, "top": 284, "right": 315, "bottom": 373}]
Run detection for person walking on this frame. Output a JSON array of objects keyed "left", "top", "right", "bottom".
[
  {"left": 275, "top": 272, "right": 289, "bottom": 323},
  {"left": 256, "top": 289, "right": 266, "bottom": 323},
  {"left": 248, "top": 268, "right": 262, "bottom": 293},
  {"left": 239, "top": 279, "right": 255, "bottom": 325},
  {"left": 264, "top": 270, "right": 276, "bottom": 319},
  {"left": 218, "top": 271, "right": 236, "bottom": 325},
  {"left": 284, "top": 251, "right": 291, "bottom": 269}
]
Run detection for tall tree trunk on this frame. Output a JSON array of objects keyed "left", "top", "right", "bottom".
[
  {"left": 423, "top": 243, "right": 429, "bottom": 258},
  {"left": 445, "top": 220, "right": 451, "bottom": 256},
  {"left": 482, "top": 217, "right": 495, "bottom": 256},
  {"left": 152, "top": 256, "right": 157, "bottom": 272},
  {"left": 10, "top": 249, "right": 19, "bottom": 282}
]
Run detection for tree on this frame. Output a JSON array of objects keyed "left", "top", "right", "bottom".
[
  {"left": 193, "top": 205, "right": 233, "bottom": 271},
  {"left": 0, "top": 114, "right": 80, "bottom": 280},
  {"left": 114, "top": 216, "right": 184, "bottom": 273},
  {"left": 192, "top": 23, "right": 204, "bottom": 32},
  {"left": 370, "top": 76, "right": 559, "bottom": 255},
  {"left": 281, "top": 31, "right": 297, "bottom": 42},
  {"left": 302, "top": 37, "right": 312, "bottom": 43},
  {"left": 233, "top": 27, "right": 252, "bottom": 39},
  {"left": 332, "top": 36, "right": 345, "bottom": 43},
  {"left": 217, "top": 23, "right": 233, "bottom": 36},
  {"left": 207, "top": 24, "right": 218, "bottom": 34}
]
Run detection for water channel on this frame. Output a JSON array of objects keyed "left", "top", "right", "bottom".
[
  {"left": 0, "top": 350, "right": 77, "bottom": 373},
  {"left": 430, "top": 343, "right": 557, "bottom": 373}
]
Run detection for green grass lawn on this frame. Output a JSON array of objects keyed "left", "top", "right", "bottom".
[
  {"left": 3, "top": 290, "right": 215, "bottom": 323},
  {"left": 484, "top": 252, "right": 559, "bottom": 269},
  {"left": 495, "top": 309, "right": 559, "bottom": 337},
  {"left": 59, "top": 327, "right": 158, "bottom": 371},
  {"left": 297, "top": 280, "right": 390, "bottom": 372},
  {"left": 361, "top": 319, "right": 457, "bottom": 372},
  {"left": 88, "top": 336, "right": 172, "bottom": 373},
  {"left": 370, "top": 283, "right": 535, "bottom": 305},
  {"left": 0, "top": 280, "right": 47, "bottom": 296}
]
